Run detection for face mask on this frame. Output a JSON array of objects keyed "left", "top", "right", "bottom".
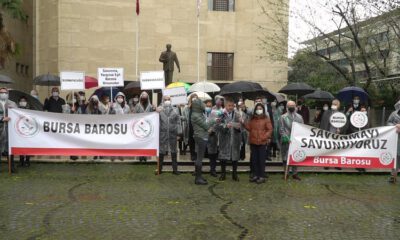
[
  {"left": 52, "top": 92, "right": 59, "bottom": 97},
  {"left": 133, "top": 98, "right": 139, "bottom": 103},
  {"left": 271, "top": 102, "right": 277, "bottom": 107},
  {"left": 353, "top": 99, "right": 360, "bottom": 104},
  {"left": 141, "top": 97, "right": 148, "bottom": 103},
  {"left": 331, "top": 105, "right": 338, "bottom": 111},
  {"left": 278, "top": 106, "right": 284, "bottom": 111},
  {"left": 256, "top": 109, "right": 263, "bottom": 115},
  {"left": 19, "top": 101, "right": 27, "bottom": 107},
  {"left": 72, "top": 99, "right": 77, "bottom": 104},
  {"left": 0, "top": 93, "right": 8, "bottom": 101},
  {"left": 80, "top": 96, "right": 86, "bottom": 101},
  {"left": 238, "top": 101, "right": 243, "bottom": 106},
  {"left": 117, "top": 98, "right": 124, "bottom": 104},
  {"left": 288, "top": 107, "right": 295, "bottom": 113},
  {"left": 262, "top": 99, "right": 267, "bottom": 104},
  {"left": 32, "top": 95, "right": 39, "bottom": 99},
  {"left": 323, "top": 106, "right": 329, "bottom": 111},
  {"left": 205, "top": 107, "right": 212, "bottom": 113},
  {"left": 164, "top": 100, "right": 171, "bottom": 106}
]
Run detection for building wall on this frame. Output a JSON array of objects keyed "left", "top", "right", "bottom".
[
  {"left": 33, "top": 0, "right": 288, "bottom": 98},
  {"left": 0, "top": 0, "right": 33, "bottom": 93}
]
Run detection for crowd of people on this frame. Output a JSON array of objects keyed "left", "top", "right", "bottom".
[{"left": 0, "top": 86, "right": 399, "bottom": 185}]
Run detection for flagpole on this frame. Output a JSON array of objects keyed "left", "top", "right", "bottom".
[
  {"left": 197, "top": 15, "right": 200, "bottom": 83},
  {"left": 136, "top": 3, "right": 139, "bottom": 81}
]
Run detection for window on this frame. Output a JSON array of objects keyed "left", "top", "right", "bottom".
[
  {"left": 208, "top": 0, "right": 235, "bottom": 12},
  {"left": 207, "top": 52, "right": 234, "bottom": 81},
  {"left": 16, "top": 63, "right": 20, "bottom": 73}
]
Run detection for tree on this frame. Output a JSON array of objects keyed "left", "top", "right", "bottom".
[
  {"left": 257, "top": 0, "right": 400, "bottom": 90},
  {"left": 0, "top": 0, "right": 28, "bottom": 68},
  {"left": 288, "top": 51, "right": 347, "bottom": 93}
]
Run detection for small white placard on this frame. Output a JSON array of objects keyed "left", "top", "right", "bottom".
[
  {"left": 350, "top": 111, "right": 368, "bottom": 129},
  {"left": 60, "top": 71, "right": 85, "bottom": 90},
  {"left": 163, "top": 87, "right": 187, "bottom": 106},
  {"left": 140, "top": 71, "right": 165, "bottom": 90},
  {"left": 329, "top": 112, "right": 347, "bottom": 128},
  {"left": 98, "top": 68, "right": 124, "bottom": 87}
]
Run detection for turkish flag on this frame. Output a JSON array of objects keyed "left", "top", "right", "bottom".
[{"left": 136, "top": 0, "right": 140, "bottom": 15}]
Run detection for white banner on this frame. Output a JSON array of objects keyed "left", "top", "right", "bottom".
[
  {"left": 60, "top": 71, "right": 85, "bottom": 90},
  {"left": 8, "top": 109, "right": 159, "bottom": 157},
  {"left": 140, "top": 71, "right": 165, "bottom": 90},
  {"left": 287, "top": 122, "right": 398, "bottom": 169},
  {"left": 98, "top": 68, "right": 124, "bottom": 87},
  {"left": 162, "top": 87, "right": 187, "bottom": 106}
]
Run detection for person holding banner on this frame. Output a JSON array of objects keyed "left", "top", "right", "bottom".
[
  {"left": 191, "top": 97, "right": 216, "bottom": 185},
  {"left": 387, "top": 99, "right": 400, "bottom": 183},
  {"left": 85, "top": 95, "right": 102, "bottom": 115},
  {"left": 244, "top": 103, "right": 273, "bottom": 184},
  {"left": 111, "top": 92, "right": 131, "bottom": 115},
  {"left": 99, "top": 95, "right": 112, "bottom": 114},
  {"left": 133, "top": 91, "right": 154, "bottom": 163},
  {"left": 157, "top": 95, "right": 182, "bottom": 175},
  {"left": 17, "top": 96, "right": 31, "bottom": 167},
  {"left": 0, "top": 87, "right": 18, "bottom": 173},
  {"left": 280, "top": 100, "right": 303, "bottom": 180}
]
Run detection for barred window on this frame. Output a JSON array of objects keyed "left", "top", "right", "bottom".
[
  {"left": 208, "top": 0, "right": 235, "bottom": 12},
  {"left": 207, "top": 52, "right": 234, "bottom": 81}
]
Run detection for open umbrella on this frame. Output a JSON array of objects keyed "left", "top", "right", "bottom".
[
  {"left": 0, "top": 74, "right": 14, "bottom": 84},
  {"left": 33, "top": 74, "right": 60, "bottom": 86},
  {"left": 85, "top": 76, "right": 98, "bottom": 89},
  {"left": 9, "top": 90, "right": 43, "bottom": 111},
  {"left": 188, "top": 91, "right": 211, "bottom": 101},
  {"left": 189, "top": 82, "right": 220, "bottom": 93},
  {"left": 93, "top": 87, "right": 121, "bottom": 100},
  {"left": 220, "top": 81, "right": 264, "bottom": 99},
  {"left": 303, "top": 89, "right": 334, "bottom": 101},
  {"left": 278, "top": 82, "right": 315, "bottom": 96},
  {"left": 337, "top": 86, "right": 369, "bottom": 104},
  {"left": 123, "top": 81, "right": 142, "bottom": 97},
  {"left": 167, "top": 82, "right": 191, "bottom": 93}
]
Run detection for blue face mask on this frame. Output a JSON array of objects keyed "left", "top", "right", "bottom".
[{"left": 205, "top": 107, "right": 212, "bottom": 113}]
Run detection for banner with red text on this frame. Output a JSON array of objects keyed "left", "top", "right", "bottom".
[
  {"left": 8, "top": 109, "right": 159, "bottom": 157},
  {"left": 287, "top": 122, "right": 398, "bottom": 169}
]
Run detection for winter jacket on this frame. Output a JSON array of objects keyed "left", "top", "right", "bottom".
[
  {"left": 245, "top": 115, "right": 273, "bottom": 145},
  {"left": 190, "top": 98, "right": 214, "bottom": 140}
]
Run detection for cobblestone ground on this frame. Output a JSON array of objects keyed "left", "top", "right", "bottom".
[{"left": 0, "top": 164, "right": 399, "bottom": 240}]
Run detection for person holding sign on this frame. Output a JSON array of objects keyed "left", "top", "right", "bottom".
[
  {"left": 0, "top": 87, "right": 18, "bottom": 173},
  {"left": 156, "top": 95, "right": 182, "bottom": 175},
  {"left": 387, "top": 99, "right": 400, "bottom": 183},
  {"left": 280, "top": 100, "right": 303, "bottom": 180},
  {"left": 159, "top": 44, "right": 181, "bottom": 86}
]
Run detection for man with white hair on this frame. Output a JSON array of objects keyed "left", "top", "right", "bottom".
[{"left": 279, "top": 100, "right": 303, "bottom": 180}]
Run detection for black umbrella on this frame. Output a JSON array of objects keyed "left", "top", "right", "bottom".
[
  {"left": 278, "top": 82, "right": 315, "bottom": 96},
  {"left": 9, "top": 90, "right": 43, "bottom": 111},
  {"left": 220, "top": 81, "right": 263, "bottom": 99},
  {"left": 303, "top": 89, "right": 334, "bottom": 101},
  {"left": 0, "top": 74, "right": 14, "bottom": 84},
  {"left": 33, "top": 74, "right": 60, "bottom": 86},
  {"left": 123, "top": 81, "right": 142, "bottom": 98}
]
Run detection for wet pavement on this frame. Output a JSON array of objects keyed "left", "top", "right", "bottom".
[{"left": 0, "top": 163, "right": 399, "bottom": 240}]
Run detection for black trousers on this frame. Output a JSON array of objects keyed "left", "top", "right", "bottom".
[{"left": 251, "top": 144, "right": 266, "bottom": 178}]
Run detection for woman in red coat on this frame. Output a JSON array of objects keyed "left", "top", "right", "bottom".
[{"left": 244, "top": 103, "right": 273, "bottom": 184}]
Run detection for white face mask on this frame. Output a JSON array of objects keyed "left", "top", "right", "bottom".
[
  {"left": 353, "top": 99, "right": 360, "bottom": 105},
  {"left": 164, "top": 100, "right": 171, "bottom": 106},
  {"left": 133, "top": 98, "right": 139, "bottom": 103},
  {"left": 19, "top": 101, "right": 27, "bottom": 107},
  {"left": 323, "top": 106, "right": 329, "bottom": 111},
  {"left": 52, "top": 92, "right": 59, "bottom": 97},
  {"left": 271, "top": 102, "right": 277, "bottom": 107},
  {"left": 256, "top": 109, "right": 263, "bottom": 115},
  {"left": 32, "top": 95, "right": 39, "bottom": 99},
  {"left": 331, "top": 105, "right": 338, "bottom": 111},
  {"left": 117, "top": 98, "right": 124, "bottom": 104},
  {"left": 0, "top": 93, "right": 8, "bottom": 101},
  {"left": 238, "top": 101, "right": 243, "bottom": 105}
]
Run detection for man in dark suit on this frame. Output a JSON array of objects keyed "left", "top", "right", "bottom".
[{"left": 159, "top": 44, "right": 181, "bottom": 86}]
